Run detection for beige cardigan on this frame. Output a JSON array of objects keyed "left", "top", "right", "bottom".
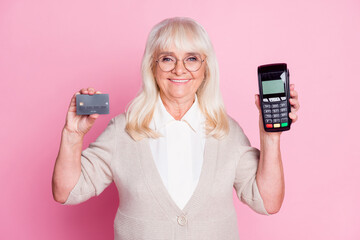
[{"left": 63, "top": 114, "right": 270, "bottom": 240}]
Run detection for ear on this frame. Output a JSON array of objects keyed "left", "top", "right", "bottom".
[{"left": 151, "top": 63, "right": 156, "bottom": 75}]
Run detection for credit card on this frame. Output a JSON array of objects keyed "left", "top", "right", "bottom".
[{"left": 76, "top": 94, "right": 109, "bottom": 115}]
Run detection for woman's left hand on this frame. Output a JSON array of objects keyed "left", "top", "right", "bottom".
[
  {"left": 255, "top": 85, "right": 299, "bottom": 214},
  {"left": 255, "top": 84, "right": 300, "bottom": 135}
]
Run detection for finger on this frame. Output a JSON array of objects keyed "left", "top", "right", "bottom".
[
  {"left": 89, "top": 114, "right": 100, "bottom": 119},
  {"left": 254, "top": 94, "right": 261, "bottom": 111},
  {"left": 289, "top": 98, "right": 300, "bottom": 111},
  {"left": 86, "top": 114, "right": 100, "bottom": 126},
  {"left": 289, "top": 112, "right": 298, "bottom": 123},
  {"left": 80, "top": 88, "right": 89, "bottom": 94},
  {"left": 290, "top": 89, "right": 298, "bottom": 100},
  {"left": 88, "top": 87, "right": 95, "bottom": 95},
  {"left": 290, "top": 84, "right": 295, "bottom": 91},
  {"left": 69, "top": 92, "right": 80, "bottom": 110}
]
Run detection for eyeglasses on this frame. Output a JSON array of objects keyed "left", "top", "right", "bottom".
[{"left": 155, "top": 54, "right": 205, "bottom": 72}]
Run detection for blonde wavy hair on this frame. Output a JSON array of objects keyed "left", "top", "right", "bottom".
[{"left": 125, "top": 17, "right": 229, "bottom": 141}]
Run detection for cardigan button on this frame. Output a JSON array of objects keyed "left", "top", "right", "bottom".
[{"left": 177, "top": 215, "right": 187, "bottom": 226}]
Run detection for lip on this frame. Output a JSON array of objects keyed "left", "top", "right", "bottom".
[{"left": 168, "top": 78, "right": 191, "bottom": 84}]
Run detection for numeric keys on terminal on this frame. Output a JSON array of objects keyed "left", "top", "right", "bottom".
[{"left": 262, "top": 100, "right": 289, "bottom": 129}]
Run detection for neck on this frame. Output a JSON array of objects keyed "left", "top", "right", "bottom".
[{"left": 159, "top": 93, "right": 195, "bottom": 120}]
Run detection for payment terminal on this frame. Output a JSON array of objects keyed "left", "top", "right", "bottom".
[{"left": 258, "top": 63, "right": 291, "bottom": 132}]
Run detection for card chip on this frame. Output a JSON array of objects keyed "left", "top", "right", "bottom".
[{"left": 79, "top": 102, "right": 84, "bottom": 106}]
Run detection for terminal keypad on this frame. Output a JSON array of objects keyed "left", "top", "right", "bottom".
[{"left": 263, "top": 97, "right": 289, "bottom": 129}]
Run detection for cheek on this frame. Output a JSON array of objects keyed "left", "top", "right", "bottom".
[
  {"left": 154, "top": 69, "right": 165, "bottom": 85},
  {"left": 196, "top": 65, "right": 206, "bottom": 79},
  {"left": 154, "top": 71, "right": 170, "bottom": 93},
  {"left": 193, "top": 70, "right": 205, "bottom": 84}
]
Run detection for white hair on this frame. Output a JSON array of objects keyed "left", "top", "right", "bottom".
[{"left": 125, "top": 17, "right": 229, "bottom": 141}]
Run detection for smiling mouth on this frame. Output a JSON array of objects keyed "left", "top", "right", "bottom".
[{"left": 168, "top": 79, "right": 190, "bottom": 83}]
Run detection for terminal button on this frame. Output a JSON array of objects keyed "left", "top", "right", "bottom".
[
  {"left": 265, "top": 119, "right": 273, "bottom": 124},
  {"left": 280, "top": 102, "right": 287, "bottom": 108},
  {"left": 264, "top": 114, "right": 272, "bottom": 119},
  {"left": 273, "top": 118, "right": 280, "bottom": 123},
  {"left": 272, "top": 113, "right": 280, "bottom": 118},
  {"left": 281, "top": 118, "right": 288, "bottom": 123},
  {"left": 264, "top": 109, "right": 272, "bottom": 114},
  {"left": 269, "top": 97, "right": 281, "bottom": 102}
]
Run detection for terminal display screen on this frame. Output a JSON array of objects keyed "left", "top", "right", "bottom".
[{"left": 262, "top": 79, "right": 285, "bottom": 95}]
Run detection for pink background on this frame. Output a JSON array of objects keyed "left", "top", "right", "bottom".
[{"left": 1, "top": 0, "right": 359, "bottom": 239}]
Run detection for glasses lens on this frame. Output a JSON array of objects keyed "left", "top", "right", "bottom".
[
  {"left": 158, "top": 56, "right": 176, "bottom": 72},
  {"left": 157, "top": 54, "right": 203, "bottom": 72},
  {"left": 184, "top": 55, "right": 202, "bottom": 72}
]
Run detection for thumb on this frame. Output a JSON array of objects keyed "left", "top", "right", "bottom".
[
  {"left": 86, "top": 114, "right": 99, "bottom": 126},
  {"left": 89, "top": 114, "right": 100, "bottom": 119}
]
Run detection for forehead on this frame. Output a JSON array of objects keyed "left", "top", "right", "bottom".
[
  {"left": 155, "top": 42, "right": 206, "bottom": 58},
  {"left": 158, "top": 50, "right": 201, "bottom": 57},
  {"left": 153, "top": 29, "right": 206, "bottom": 57}
]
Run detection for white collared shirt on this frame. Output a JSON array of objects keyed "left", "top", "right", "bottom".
[{"left": 149, "top": 95, "right": 206, "bottom": 210}]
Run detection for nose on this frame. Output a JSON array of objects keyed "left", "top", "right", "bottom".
[{"left": 172, "top": 60, "right": 187, "bottom": 75}]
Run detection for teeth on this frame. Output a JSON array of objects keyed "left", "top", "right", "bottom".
[{"left": 170, "top": 79, "right": 190, "bottom": 83}]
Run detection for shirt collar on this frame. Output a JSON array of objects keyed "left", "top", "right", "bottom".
[{"left": 150, "top": 95, "right": 205, "bottom": 133}]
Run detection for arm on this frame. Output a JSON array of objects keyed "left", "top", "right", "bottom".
[
  {"left": 52, "top": 129, "right": 83, "bottom": 203},
  {"left": 256, "top": 133, "right": 283, "bottom": 214},
  {"left": 255, "top": 84, "right": 300, "bottom": 214},
  {"left": 52, "top": 87, "right": 101, "bottom": 203}
]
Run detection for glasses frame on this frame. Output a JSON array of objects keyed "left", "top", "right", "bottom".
[{"left": 155, "top": 54, "right": 205, "bottom": 72}]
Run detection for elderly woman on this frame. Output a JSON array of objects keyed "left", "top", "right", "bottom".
[{"left": 52, "top": 17, "right": 299, "bottom": 239}]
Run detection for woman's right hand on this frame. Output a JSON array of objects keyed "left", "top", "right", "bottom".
[{"left": 63, "top": 87, "right": 101, "bottom": 137}]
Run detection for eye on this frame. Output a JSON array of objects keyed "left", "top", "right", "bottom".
[
  {"left": 160, "top": 56, "right": 175, "bottom": 62},
  {"left": 185, "top": 56, "right": 200, "bottom": 62}
]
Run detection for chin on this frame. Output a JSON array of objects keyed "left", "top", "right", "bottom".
[{"left": 169, "top": 92, "right": 194, "bottom": 100}]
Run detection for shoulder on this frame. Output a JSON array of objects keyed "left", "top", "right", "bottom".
[
  {"left": 112, "top": 113, "right": 126, "bottom": 127},
  {"left": 224, "top": 114, "right": 251, "bottom": 146},
  {"left": 111, "top": 113, "right": 135, "bottom": 141},
  {"left": 226, "top": 114, "right": 245, "bottom": 136}
]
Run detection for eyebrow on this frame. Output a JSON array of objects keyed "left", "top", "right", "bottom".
[{"left": 158, "top": 51, "right": 200, "bottom": 56}]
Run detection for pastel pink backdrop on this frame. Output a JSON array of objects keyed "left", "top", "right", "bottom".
[{"left": 1, "top": 0, "right": 359, "bottom": 239}]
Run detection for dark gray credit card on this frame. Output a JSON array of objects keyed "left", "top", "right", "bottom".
[{"left": 76, "top": 94, "right": 109, "bottom": 115}]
